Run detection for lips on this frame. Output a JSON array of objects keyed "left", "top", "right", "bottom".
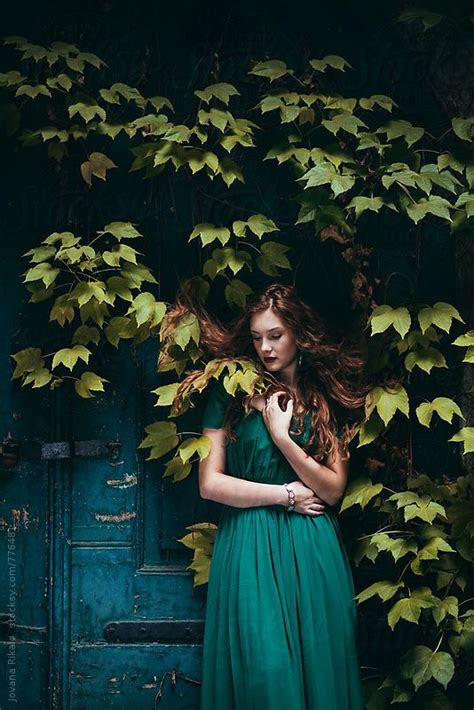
[{"left": 264, "top": 357, "right": 277, "bottom": 363}]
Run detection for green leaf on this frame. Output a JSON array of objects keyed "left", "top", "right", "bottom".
[
  {"left": 418, "top": 302, "right": 465, "bottom": 334},
  {"left": 299, "top": 163, "right": 356, "bottom": 196},
  {"left": 52, "top": 345, "right": 91, "bottom": 371},
  {"left": 11, "top": 347, "right": 44, "bottom": 379},
  {"left": 126, "top": 293, "right": 167, "bottom": 328},
  {"left": 72, "top": 325, "right": 100, "bottom": 346},
  {"left": 321, "top": 112, "right": 368, "bottom": 137},
  {"left": 225, "top": 279, "right": 254, "bottom": 308},
  {"left": 163, "top": 456, "right": 192, "bottom": 482},
  {"left": 15, "top": 83, "right": 52, "bottom": 99},
  {"left": 68, "top": 102, "right": 106, "bottom": 124},
  {"left": 74, "top": 371, "right": 108, "bottom": 398},
  {"left": 452, "top": 117, "right": 474, "bottom": 142},
  {"left": 97, "top": 222, "right": 142, "bottom": 241},
  {"left": 189, "top": 223, "right": 231, "bottom": 247},
  {"left": 23, "top": 262, "right": 60, "bottom": 288},
  {"left": 416, "top": 398, "right": 464, "bottom": 427},
  {"left": 369, "top": 305, "right": 411, "bottom": 338},
  {"left": 388, "top": 595, "right": 435, "bottom": 631},
  {"left": 309, "top": 55, "right": 352, "bottom": 72},
  {"left": 346, "top": 196, "right": 397, "bottom": 219},
  {"left": 174, "top": 312, "right": 200, "bottom": 349},
  {"left": 400, "top": 645, "right": 455, "bottom": 691},
  {"left": 355, "top": 580, "right": 404, "bottom": 604},
  {"left": 138, "top": 421, "right": 179, "bottom": 460},
  {"left": 177, "top": 436, "right": 211, "bottom": 464},
  {"left": 249, "top": 60, "right": 294, "bottom": 81},
  {"left": 405, "top": 347, "right": 447, "bottom": 373},
  {"left": 339, "top": 476, "right": 384, "bottom": 512},
  {"left": 365, "top": 385, "right": 409, "bottom": 426},
  {"left": 406, "top": 196, "right": 453, "bottom": 224},
  {"left": 359, "top": 94, "right": 397, "bottom": 111},
  {"left": 194, "top": 82, "right": 240, "bottom": 105},
  {"left": 49, "top": 294, "right": 75, "bottom": 326},
  {"left": 102, "top": 244, "right": 140, "bottom": 267},
  {"left": 448, "top": 427, "right": 474, "bottom": 454},
  {"left": 376, "top": 119, "right": 424, "bottom": 147},
  {"left": 259, "top": 241, "right": 291, "bottom": 269},
  {"left": 151, "top": 382, "right": 180, "bottom": 406}
]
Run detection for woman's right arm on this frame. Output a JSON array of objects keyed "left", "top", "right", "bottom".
[{"left": 199, "top": 427, "right": 322, "bottom": 512}]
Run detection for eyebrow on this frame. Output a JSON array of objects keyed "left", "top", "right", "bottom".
[{"left": 250, "top": 327, "right": 283, "bottom": 334}]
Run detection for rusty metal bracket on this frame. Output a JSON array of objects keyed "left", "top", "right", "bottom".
[{"left": 103, "top": 619, "right": 205, "bottom": 644}]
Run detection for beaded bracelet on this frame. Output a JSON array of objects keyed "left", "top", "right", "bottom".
[{"left": 283, "top": 482, "right": 296, "bottom": 512}]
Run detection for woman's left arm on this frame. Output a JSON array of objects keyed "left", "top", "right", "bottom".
[
  {"left": 263, "top": 391, "right": 349, "bottom": 507},
  {"left": 272, "top": 434, "right": 349, "bottom": 507}
]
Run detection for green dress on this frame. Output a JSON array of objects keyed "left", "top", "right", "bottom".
[{"left": 200, "top": 381, "right": 365, "bottom": 710}]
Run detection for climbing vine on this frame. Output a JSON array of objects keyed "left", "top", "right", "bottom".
[{"left": 2, "top": 8, "right": 473, "bottom": 707}]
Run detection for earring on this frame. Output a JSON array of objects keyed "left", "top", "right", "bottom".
[{"left": 298, "top": 351, "right": 303, "bottom": 367}]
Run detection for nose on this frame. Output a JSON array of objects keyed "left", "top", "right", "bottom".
[{"left": 261, "top": 339, "right": 273, "bottom": 354}]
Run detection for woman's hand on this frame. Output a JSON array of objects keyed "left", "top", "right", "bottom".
[
  {"left": 285, "top": 480, "right": 327, "bottom": 517},
  {"left": 262, "top": 391, "right": 294, "bottom": 443}
]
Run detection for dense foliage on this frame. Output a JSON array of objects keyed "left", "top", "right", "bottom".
[{"left": 2, "top": 9, "right": 473, "bottom": 706}]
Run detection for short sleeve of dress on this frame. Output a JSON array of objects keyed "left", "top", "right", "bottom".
[{"left": 201, "top": 381, "right": 232, "bottom": 430}]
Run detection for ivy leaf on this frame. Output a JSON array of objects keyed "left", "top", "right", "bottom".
[
  {"left": 23, "top": 262, "right": 60, "bottom": 288},
  {"left": 365, "top": 385, "right": 409, "bottom": 426},
  {"left": 189, "top": 223, "right": 231, "bottom": 247},
  {"left": 249, "top": 60, "right": 294, "bottom": 82},
  {"left": 339, "top": 476, "right": 384, "bottom": 512},
  {"left": 151, "top": 382, "right": 180, "bottom": 406},
  {"left": 103, "top": 244, "right": 140, "bottom": 267},
  {"left": 448, "top": 427, "right": 474, "bottom": 455},
  {"left": 49, "top": 294, "right": 75, "bottom": 326},
  {"left": 376, "top": 119, "right": 424, "bottom": 147},
  {"left": 126, "top": 293, "right": 167, "bottom": 328},
  {"left": 68, "top": 102, "right": 106, "bottom": 124},
  {"left": 11, "top": 347, "right": 44, "bottom": 379},
  {"left": 418, "top": 302, "right": 465, "bottom": 334},
  {"left": 404, "top": 347, "right": 448, "bottom": 373},
  {"left": 163, "top": 456, "right": 192, "bottom": 482},
  {"left": 388, "top": 592, "right": 436, "bottom": 631},
  {"left": 247, "top": 214, "right": 279, "bottom": 238},
  {"left": 452, "top": 330, "right": 474, "bottom": 363},
  {"left": 23, "top": 368, "right": 53, "bottom": 388},
  {"left": 359, "top": 94, "right": 397, "bottom": 111},
  {"left": 405, "top": 196, "right": 453, "bottom": 224},
  {"left": 15, "top": 83, "right": 52, "bottom": 99},
  {"left": 138, "top": 421, "right": 179, "bottom": 460},
  {"left": 299, "top": 163, "right": 356, "bottom": 196},
  {"left": 452, "top": 117, "right": 474, "bottom": 142},
  {"left": 416, "top": 398, "right": 464, "bottom": 427},
  {"left": 194, "top": 82, "right": 240, "bottom": 105},
  {"left": 74, "top": 371, "right": 108, "bottom": 398},
  {"left": 356, "top": 412, "right": 386, "bottom": 446},
  {"left": 322, "top": 112, "right": 368, "bottom": 137},
  {"left": 177, "top": 436, "right": 211, "bottom": 464},
  {"left": 98, "top": 222, "right": 142, "bottom": 240},
  {"left": 346, "top": 196, "right": 397, "bottom": 219},
  {"left": 259, "top": 241, "right": 291, "bottom": 269},
  {"left": 80, "top": 151, "right": 117, "bottom": 186},
  {"left": 52, "top": 345, "right": 91, "bottom": 371},
  {"left": 400, "top": 645, "right": 455, "bottom": 691},
  {"left": 215, "top": 156, "right": 244, "bottom": 187},
  {"left": 309, "top": 55, "right": 352, "bottom": 72},
  {"left": 72, "top": 325, "right": 100, "bottom": 346},
  {"left": 174, "top": 312, "right": 200, "bottom": 349},
  {"left": 369, "top": 305, "right": 411, "bottom": 338},
  {"left": 355, "top": 580, "right": 404, "bottom": 604},
  {"left": 225, "top": 279, "right": 254, "bottom": 308},
  {"left": 177, "top": 523, "right": 217, "bottom": 585}
]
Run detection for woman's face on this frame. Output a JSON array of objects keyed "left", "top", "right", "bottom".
[{"left": 249, "top": 308, "right": 298, "bottom": 373}]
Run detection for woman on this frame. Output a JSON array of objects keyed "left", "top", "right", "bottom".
[{"left": 174, "top": 281, "right": 368, "bottom": 709}]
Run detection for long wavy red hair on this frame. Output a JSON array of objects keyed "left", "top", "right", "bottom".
[{"left": 168, "top": 278, "right": 372, "bottom": 462}]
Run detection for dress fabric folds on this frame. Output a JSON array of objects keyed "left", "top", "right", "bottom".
[{"left": 200, "top": 381, "right": 365, "bottom": 710}]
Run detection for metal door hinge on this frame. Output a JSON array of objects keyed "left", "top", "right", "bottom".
[
  {"left": 1, "top": 433, "right": 122, "bottom": 467},
  {"left": 103, "top": 620, "right": 205, "bottom": 644}
]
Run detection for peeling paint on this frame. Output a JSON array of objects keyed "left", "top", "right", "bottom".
[
  {"left": 10, "top": 508, "right": 30, "bottom": 531},
  {"left": 94, "top": 511, "right": 136, "bottom": 523},
  {"left": 105, "top": 473, "right": 138, "bottom": 489}
]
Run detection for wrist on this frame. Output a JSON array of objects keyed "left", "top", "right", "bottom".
[{"left": 275, "top": 484, "right": 289, "bottom": 507}]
